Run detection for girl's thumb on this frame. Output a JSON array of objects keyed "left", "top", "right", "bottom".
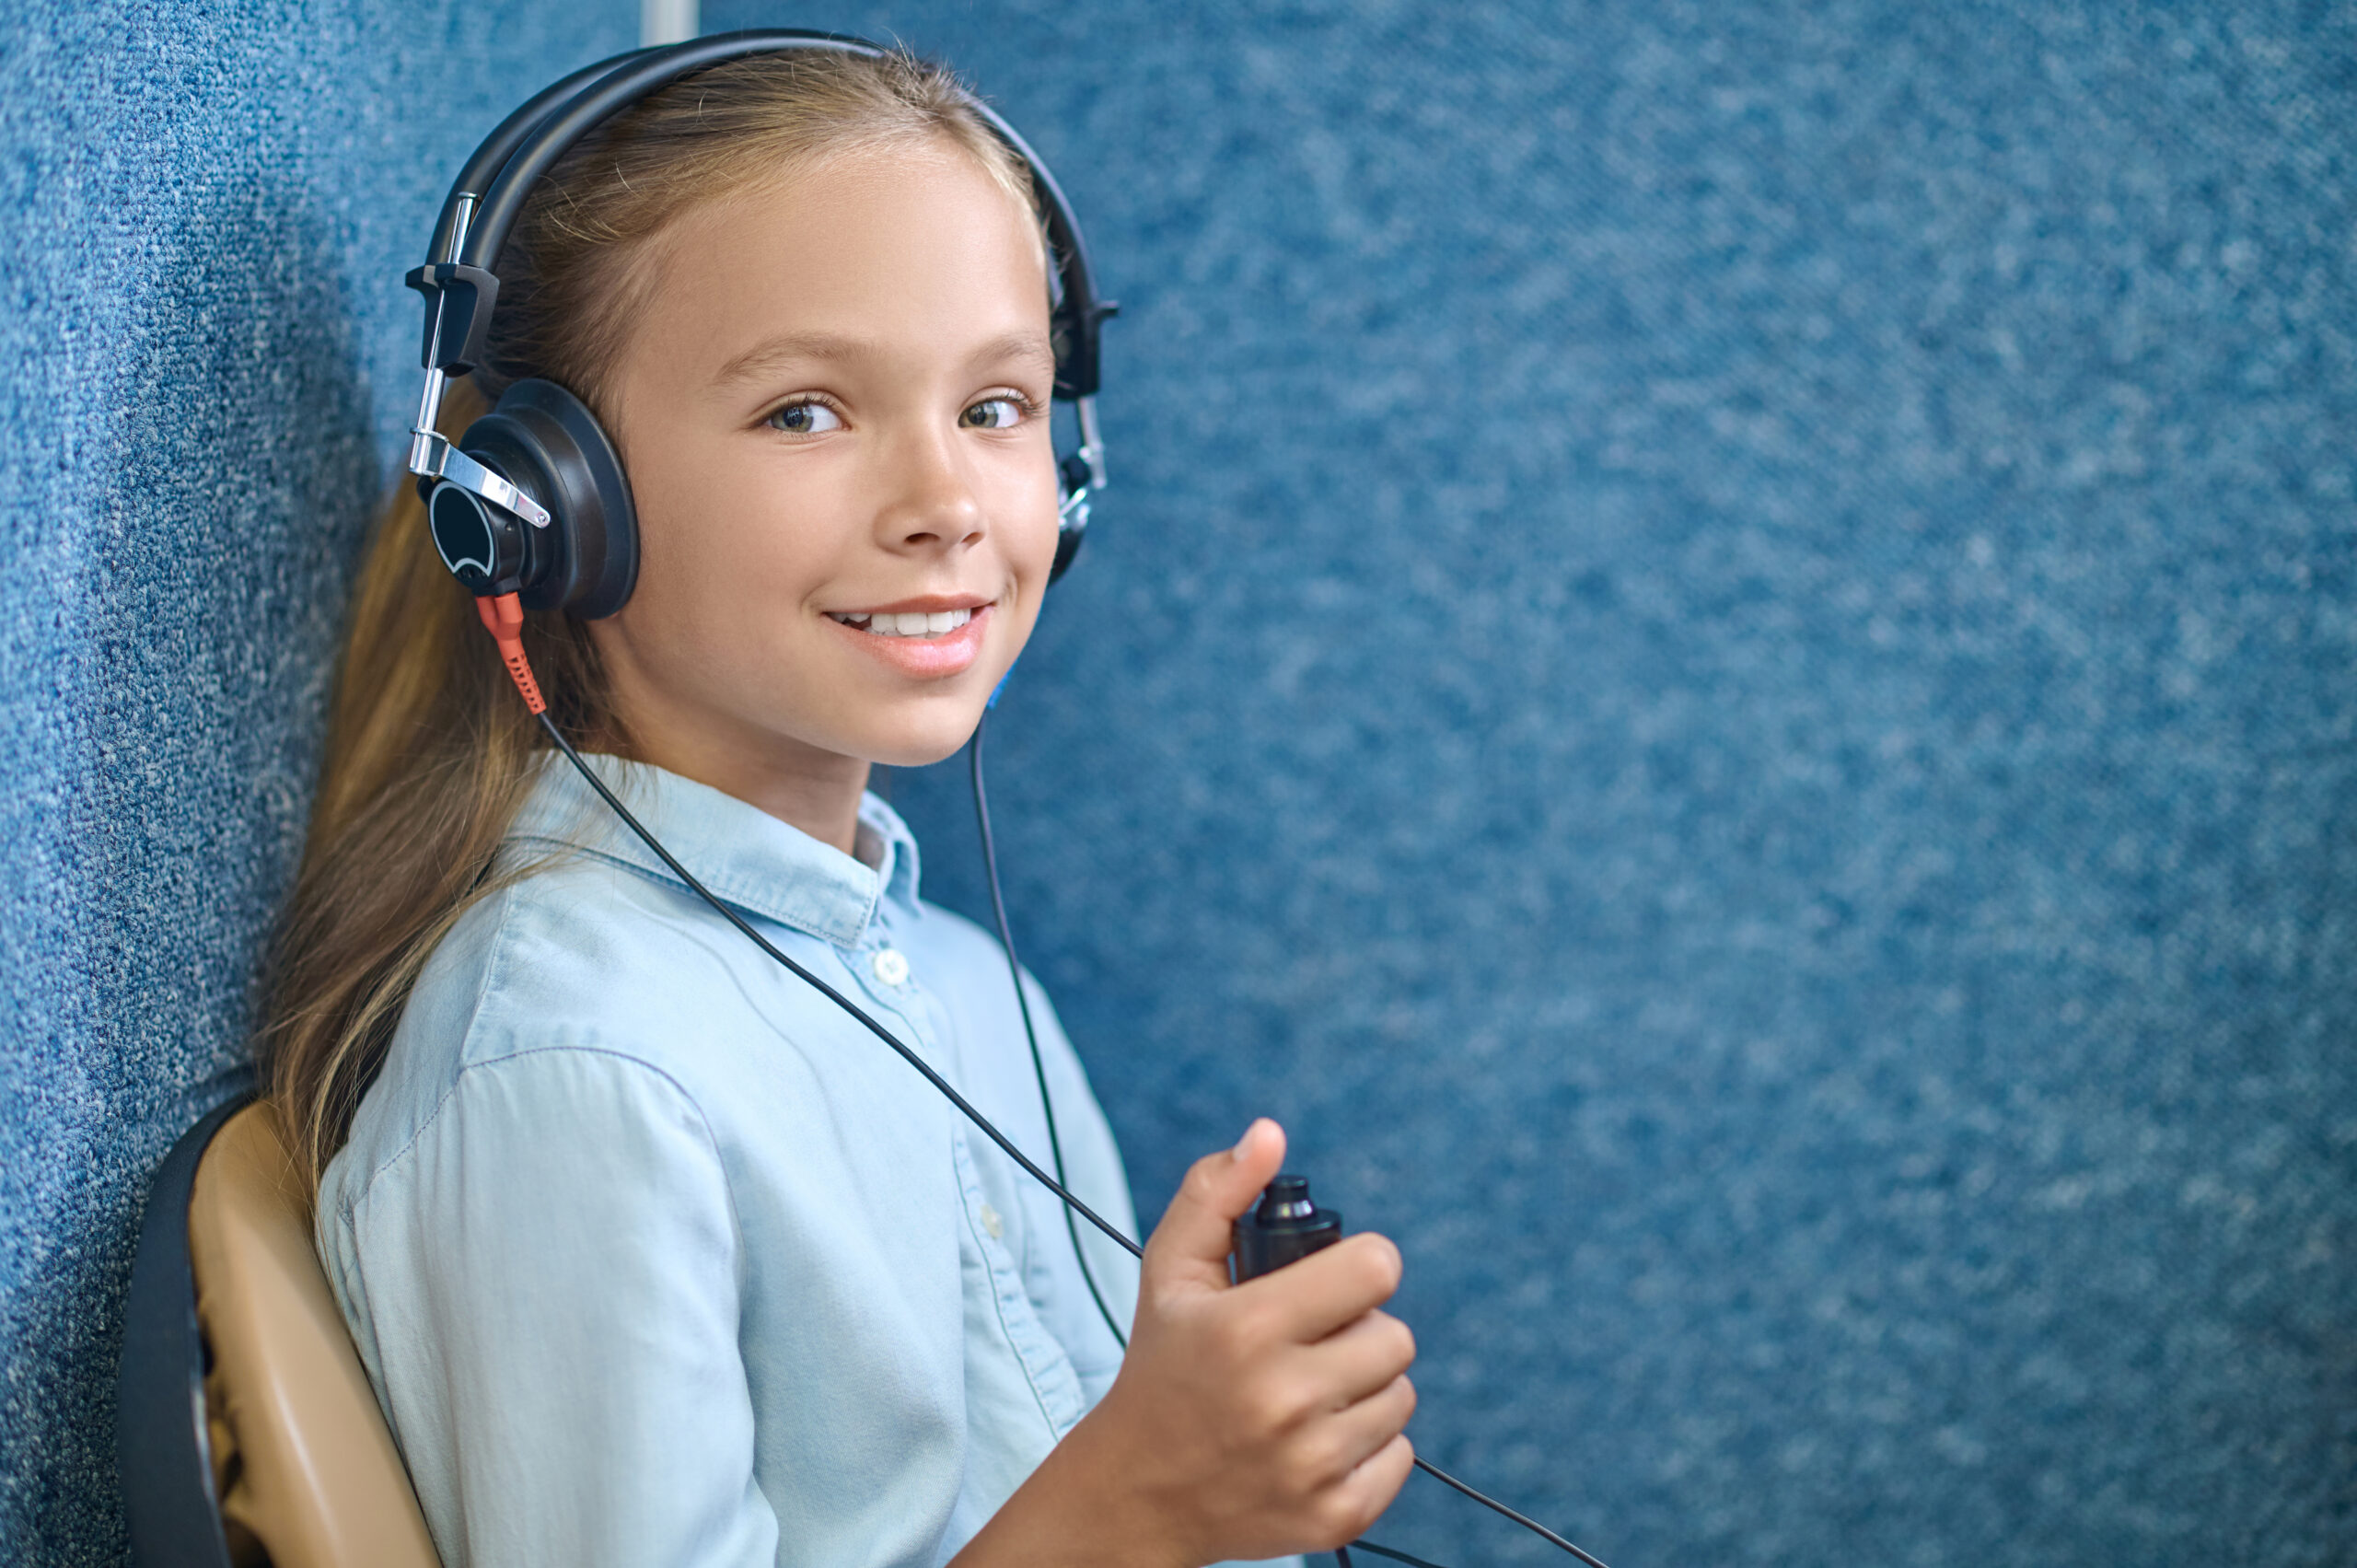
[{"left": 1144, "top": 1118, "right": 1288, "bottom": 1283}]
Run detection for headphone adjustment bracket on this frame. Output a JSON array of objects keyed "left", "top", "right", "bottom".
[
  {"left": 1073, "top": 393, "right": 1107, "bottom": 494},
  {"left": 1056, "top": 393, "right": 1108, "bottom": 528},
  {"left": 407, "top": 427, "right": 552, "bottom": 529}
]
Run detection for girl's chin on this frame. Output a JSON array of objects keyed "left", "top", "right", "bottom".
[
  {"left": 835, "top": 680, "right": 1004, "bottom": 771},
  {"left": 855, "top": 717, "right": 993, "bottom": 771}
]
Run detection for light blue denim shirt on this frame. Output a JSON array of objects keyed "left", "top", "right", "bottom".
[{"left": 317, "top": 754, "right": 1259, "bottom": 1568}]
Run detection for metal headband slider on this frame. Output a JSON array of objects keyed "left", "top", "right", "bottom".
[{"left": 404, "top": 261, "right": 502, "bottom": 374}]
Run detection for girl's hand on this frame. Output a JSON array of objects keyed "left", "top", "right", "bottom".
[
  {"left": 951, "top": 1119, "right": 1416, "bottom": 1568},
  {"left": 1079, "top": 1118, "right": 1419, "bottom": 1565}
]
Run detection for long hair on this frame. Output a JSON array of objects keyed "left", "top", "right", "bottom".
[{"left": 263, "top": 48, "right": 1041, "bottom": 1189}]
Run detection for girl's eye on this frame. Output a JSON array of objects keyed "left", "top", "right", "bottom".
[
  {"left": 767, "top": 401, "right": 842, "bottom": 436},
  {"left": 959, "top": 397, "right": 1028, "bottom": 430}
]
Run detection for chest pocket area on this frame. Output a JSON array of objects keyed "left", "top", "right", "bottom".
[{"left": 951, "top": 1130, "right": 1087, "bottom": 1440}]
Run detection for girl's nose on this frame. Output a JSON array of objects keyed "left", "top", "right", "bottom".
[{"left": 871, "top": 433, "right": 986, "bottom": 556}]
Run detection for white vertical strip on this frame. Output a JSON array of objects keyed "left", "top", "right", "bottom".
[{"left": 641, "top": 0, "right": 698, "bottom": 46}]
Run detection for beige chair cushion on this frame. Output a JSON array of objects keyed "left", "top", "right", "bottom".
[{"left": 189, "top": 1102, "right": 441, "bottom": 1568}]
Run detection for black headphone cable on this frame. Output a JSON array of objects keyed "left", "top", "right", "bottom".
[
  {"left": 978, "top": 722, "right": 1456, "bottom": 1568},
  {"left": 969, "top": 708, "right": 1132, "bottom": 1352},
  {"left": 517, "top": 688, "right": 1608, "bottom": 1568},
  {"left": 961, "top": 708, "right": 1612, "bottom": 1568}
]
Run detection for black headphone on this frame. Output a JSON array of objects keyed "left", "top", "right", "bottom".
[{"left": 404, "top": 29, "right": 1114, "bottom": 621}]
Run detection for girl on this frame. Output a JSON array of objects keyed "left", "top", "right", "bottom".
[{"left": 264, "top": 43, "right": 1417, "bottom": 1568}]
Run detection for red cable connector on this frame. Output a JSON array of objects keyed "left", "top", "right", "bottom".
[{"left": 474, "top": 592, "right": 547, "bottom": 714}]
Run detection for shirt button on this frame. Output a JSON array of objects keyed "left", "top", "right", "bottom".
[
  {"left": 979, "top": 1202, "right": 1004, "bottom": 1240},
  {"left": 871, "top": 947, "right": 910, "bottom": 987}
]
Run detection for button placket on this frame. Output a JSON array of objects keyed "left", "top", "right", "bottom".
[{"left": 842, "top": 935, "right": 935, "bottom": 1054}]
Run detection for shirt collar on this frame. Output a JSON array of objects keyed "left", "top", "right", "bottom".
[{"left": 505, "top": 752, "right": 923, "bottom": 948}]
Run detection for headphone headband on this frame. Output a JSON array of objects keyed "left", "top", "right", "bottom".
[
  {"left": 459, "top": 36, "right": 873, "bottom": 273},
  {"left": 422, "top": 46, "right": 656, "bottom": 266},
  {"left": 410, "top": 29, "right": 1109, "bottom": 399}
]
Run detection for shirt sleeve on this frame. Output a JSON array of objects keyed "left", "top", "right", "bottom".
[{"left": 334, "top": 1046, "right": 778, "bottom": 1568}]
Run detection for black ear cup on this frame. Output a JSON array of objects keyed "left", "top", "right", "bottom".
[
  {"left": 1049, "top": 517, "right": 1086, "bottom": 583},
  {"left": 453, "top": 378, "right": 639, "bottom": 618}
]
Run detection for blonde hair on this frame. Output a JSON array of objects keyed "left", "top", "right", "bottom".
[{"left": 263, "top": 47, "right": 1042, "bottom": 1188}]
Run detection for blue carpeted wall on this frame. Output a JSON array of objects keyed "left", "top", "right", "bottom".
[
  {"left": 2, "top": 0, "right": 2351, "bottom": 1562},
  {"left": 0, "top": 3, "right": 642, "bottom": 1559}
]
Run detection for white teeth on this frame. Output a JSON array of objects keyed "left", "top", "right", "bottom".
[{"left": 835, "top": 607, "right": 974, "bottom": 637}]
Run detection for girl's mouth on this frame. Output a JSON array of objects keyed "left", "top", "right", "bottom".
[{"left": 823, "top": 601, "right": 993, "bottom": 679}]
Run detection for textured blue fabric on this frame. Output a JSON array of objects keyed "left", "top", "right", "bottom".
[
  {"left": 3, "top": 0, "right": 2352, "bottom": 1563},
  {"left": 0, "top": 4, "right": 636, "bottom": 1561}
]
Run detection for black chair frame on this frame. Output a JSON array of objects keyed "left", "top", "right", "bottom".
[{"left": 118, "top": 1093, "right": 253, "bottom": 1568}]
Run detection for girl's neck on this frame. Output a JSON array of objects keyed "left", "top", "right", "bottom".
[
  {"left": 610, "top": 705, "right": 874, "bottom": 859},
  {"left": 702, "top": 751, "right": 874, "bottom": 861}
]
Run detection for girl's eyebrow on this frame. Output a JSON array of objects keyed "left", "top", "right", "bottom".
[
  {"left": 713, "top": 328, "right": 1055, "bottom": 389},
  {"left": 973, "top": 330, "right": 1058, "bottom": 379},
  {"left": 713, "top": 330, "right": 868, "bottom": 388}
]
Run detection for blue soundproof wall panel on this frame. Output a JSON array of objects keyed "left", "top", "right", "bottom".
[
  {"left": 3, "top": 0, "right": 2352, "bottom": 1562},
  {"left": 711, "top": 3, "right": 2349, "bottom": 1564},
  {"left": 0, "top": 3, "right": 636, "bottom": 1561}
]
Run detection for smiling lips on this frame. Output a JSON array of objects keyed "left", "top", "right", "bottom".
[{"left": 826, "top": 600, "right": 993, "bottom": 678}]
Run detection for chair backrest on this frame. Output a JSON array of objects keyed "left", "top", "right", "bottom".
[{"left": 120, "top": 1098, "right": 441, "bottom": 1568}]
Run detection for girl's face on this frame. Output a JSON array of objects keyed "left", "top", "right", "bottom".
[{"left": 592, "top": 140, "right": 1061, "bottom": 811}]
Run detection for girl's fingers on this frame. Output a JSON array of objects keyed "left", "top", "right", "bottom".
[
  {"left": 1341, "top": 1432, "right": 1421, "bottom": 1536},
  {"left": 1317, "top": 1374, "right": 1418, "bottom": 1480},
  {"left": 1237, "top": 1230, "right": 1404, "bottom": 1343},
  {"left": 1307, "top": 1427, "right": 1419, "bottom": 1549},
  {"left": 1296, "top": 1308, "right": 1417, "bottom": 1410}
]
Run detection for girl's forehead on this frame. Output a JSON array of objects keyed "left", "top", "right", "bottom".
[
  {"left": 691, "top": 139, "right": 1045, "bottom": 267},
  {"left": 618, "top": 145, "right": 1054, "bottom": 389}
]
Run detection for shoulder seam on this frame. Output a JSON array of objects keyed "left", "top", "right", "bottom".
[
  {"left": 330, "top": 886, "right": 522, "bottom": 1229},
  {"left": 347, "top": 1046, "right": 747, "bottom": 1265},
  {"left": 460, "top": 882, "right": 528, "bottom": 1071}
]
